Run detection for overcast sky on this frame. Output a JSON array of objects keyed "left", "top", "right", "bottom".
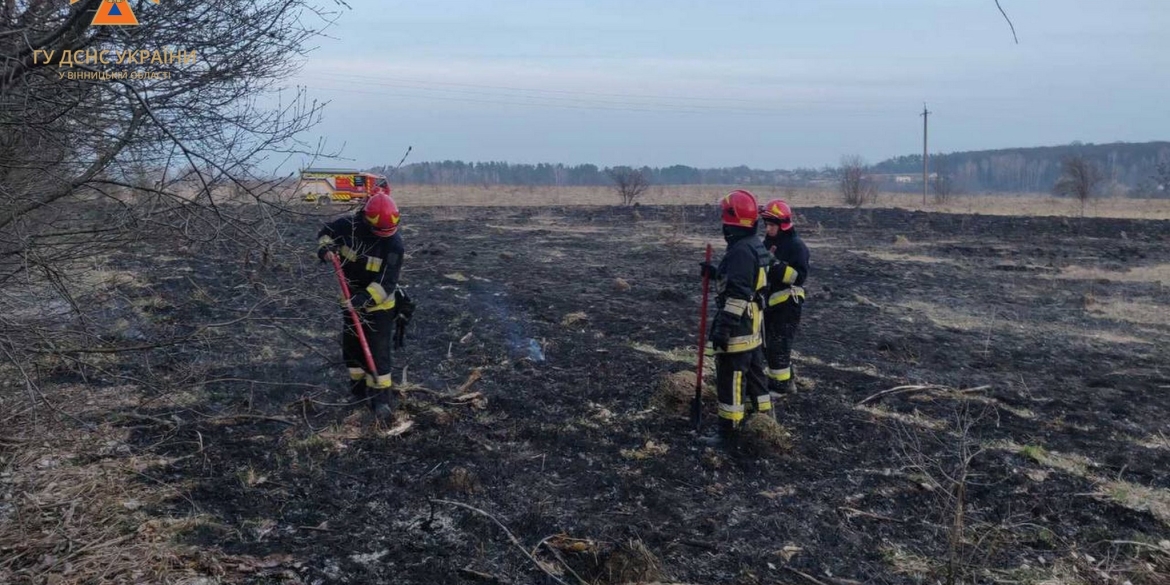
[{"left": 283, "top": 0, "right": 1169, "bottom": 171}]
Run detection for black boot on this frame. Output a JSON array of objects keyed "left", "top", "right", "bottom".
[
  {"left": 699, "top": 418, "right": 739, "bottom": 449},
  {"left": 350, "top": 379, "right": 369, "bottom": 406},
  {"left": 768, "top": 378, "right": 786, "bottom": 396},
  {"left": 370, "top": 388, "right": 397, "bottom": 422}
]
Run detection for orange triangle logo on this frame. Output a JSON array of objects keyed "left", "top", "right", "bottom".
[{"left": 91, "top": 0, "right": 139, "bottom": 26}]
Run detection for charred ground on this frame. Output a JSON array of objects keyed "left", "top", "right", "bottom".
[{"left": 3, "top": 204, "right": 1169, "bottom": 584}]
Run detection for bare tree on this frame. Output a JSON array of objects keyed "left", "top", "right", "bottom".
[
  {"left": 1153, "top": 161, "right": 1170, "bottom": 197},
  {"left": 839, "top": 155, "right": 877, "bottom": 207},
  {"left": 0, "top": 1, "right": 343, "bottom": 396},
  {"left": 931, "top": 162, "right": 958, "bottom": 204},
  {"left": 607, "top": 166, "right": 650, "bottom": 206},
  {"left": 1053, "top": 155, "right": 1104, "bottom": 215}
]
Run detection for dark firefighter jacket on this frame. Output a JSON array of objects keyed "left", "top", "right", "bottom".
[
  {"left": 711, "top": 232, "right": 770, "bottom": 353},
  {"left": 318, "top": 214, "right": 404, "bottom": 312},
  {"left": 763, "top": 229, "right": 809, "bottom": 307}
]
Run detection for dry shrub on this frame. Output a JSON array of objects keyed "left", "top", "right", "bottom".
[
  {"left": 561, "top": 311, "right": 589, "bottom": 326},
  {"left": 603, "top": 540, "right": 664, "bottom": 583},
  {"left": 556, "top": 538, "right": 667, "bottom": 585},
  {"left": 445, "top": 467, "right": 481, "bottom": 494},
  {"left": 740, "top": 415, "right": 794, "bottom": 455},
  {"left": 620, "top": 440, "right": 669, "bottom": 460},
  {"left": 649, "top": 371, "right": 713, "bottom": 415},
  {"left": 421, "top": 405, "right": 456, "bottom": 426},
  {"left": 702, "top": 447, "right": 727, "bottom": 470},
  {"left": 571, "top": 539, "right": 663, "bottom": 585},
  {"left": 795, "top": 377, "right": 817, "bottom": 392}
]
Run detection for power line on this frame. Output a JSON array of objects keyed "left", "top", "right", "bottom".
[
  {"left": 306, "top": 72, "right": 800, "bottom": 112},
  {"left": 302, "top": 70, "right": 777, "bottom": 105},
  {"left": 302, "top": 84, "right": 731, "bottom": 114},
  {"left": 308, "top": 73, "right": 772, "bottom": 113},
  {"left": 298, "top": 82, "right": 909, "bottom": 116}
]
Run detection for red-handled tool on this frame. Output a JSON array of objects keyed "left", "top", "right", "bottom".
[
  {"left": 691, "top": 243, "right": 713, "bottom": 431},
  {"left": 329, "top": 253, "right": 378, "bottom": 376}
]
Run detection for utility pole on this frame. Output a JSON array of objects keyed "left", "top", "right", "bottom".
[{"left": 921, "top": 103, "right": 930, "bottom": 205}]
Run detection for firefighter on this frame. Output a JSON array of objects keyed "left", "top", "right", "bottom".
[
  {"left": 760, "top": 199, "right": 809, "bottom": 396},
  {"left": 699, "top": 189, "right": 773, "bottom": 446},
  {"left": 316, "top": 193, "right": 412, "bottom": 421}
]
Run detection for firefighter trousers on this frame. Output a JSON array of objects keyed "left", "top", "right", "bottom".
[
  {"left": 764, "top": 300, "right": 802, "bottom": 389},
  {"left": 715, "top": 347, "right": 771, "bottom": 426},
  {"left": 341, "top": 309, "right": 395, "bottom": 404}
]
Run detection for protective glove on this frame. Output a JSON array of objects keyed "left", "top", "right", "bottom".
[
  {"left": 709, "top": 312, "right": 732, "bottom": 352},
  {"left": 392, "top": 288, "right": 415, "bottom": 349},
  {"left": 317, "top": 242, "right": 339, "bottom": 263},
  {"left": 699, "top": 261, "right": 718, "bottom": 280},
  {"left": 348, "top": 290, "right": 373, "bottom": 310}
]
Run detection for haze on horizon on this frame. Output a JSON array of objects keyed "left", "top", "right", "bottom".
[{"left": 284, "top": 0, "right": 1169, "bottom": 173}]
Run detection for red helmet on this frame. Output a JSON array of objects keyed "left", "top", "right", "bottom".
[
  {"left": 363, "top": 193, "right": 401, "bottom": 236},
  {"left": 720, "top": 189, "right": 759, "bottom": 227},
  {"left": 761, "top": 199, "right": 794, "bottom": 231}
]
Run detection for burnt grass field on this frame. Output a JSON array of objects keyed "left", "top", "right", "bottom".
[{"left": 5, "top": 204, "right": 1170, "bottom": 584}]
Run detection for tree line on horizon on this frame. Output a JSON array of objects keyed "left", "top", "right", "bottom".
[{"left": 370, "top": 141, "right": 1170, "bottom": 197}]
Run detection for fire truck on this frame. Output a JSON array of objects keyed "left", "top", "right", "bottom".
[{"left": 297, "top": 168, "right": 390, "bottom": 203}]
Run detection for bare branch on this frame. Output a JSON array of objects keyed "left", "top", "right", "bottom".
[{"left": 994, "top": 0, "right": 1019, "bottom": 44}]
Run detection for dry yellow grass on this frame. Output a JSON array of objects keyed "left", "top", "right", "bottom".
[
  {"left": 860, "top": 251, "right": 959, "bottom": 265},
  {"left": 374, "top": 185, "right": 1170, "bottom": 220},
  {"left": 855, "top": 404, "right": 948, "bottom": 430},
  {"left": 1088, "top": 299, "right": 1170, "bottom": 326},
  {"left": 0, "top": 382, "right": 226, "bottom": 583},
  {"left": 1060, "top": 263, "right": 1170, "bottom": 285},
  {"left": 989, "top": 440, "right": 1170, "bottom": 524},
  {"left": 899, "top": 298, "right": 1166, "bottom": 341}
]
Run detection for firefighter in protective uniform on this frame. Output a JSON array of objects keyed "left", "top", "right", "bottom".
[
  {"left": 316, "top": 193, "right": 414, "bottom": 421},
  {"left": 699, "top": 190, "right": 773, "bottom": 445},
  {"left": 760, "top": 199, "right": 809, "bottom": 396}
]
